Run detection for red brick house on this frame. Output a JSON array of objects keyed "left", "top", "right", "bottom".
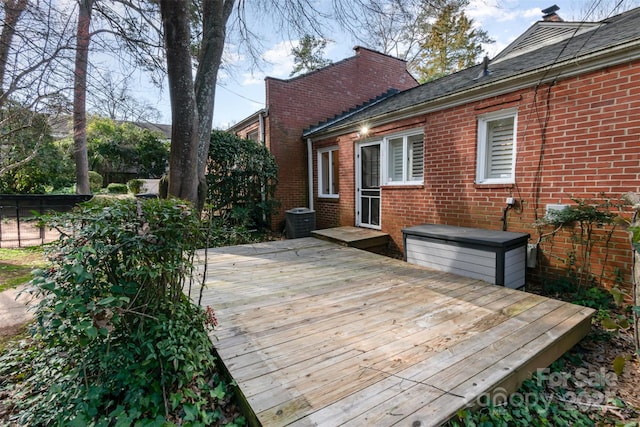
[
  {"left": 304, "top": 7, "right": 640, "bottom": 290},
  {"left": 228, "top": 47, "right": 418, "bottom": 229}
]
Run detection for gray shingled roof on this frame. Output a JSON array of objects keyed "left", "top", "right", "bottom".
[{"left": 304, "top": 7, "right": 640, "bottom": 138}]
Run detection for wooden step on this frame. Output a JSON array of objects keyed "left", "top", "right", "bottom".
[{"left": 311, "top": 226, "right": 389, "bottom": 250}]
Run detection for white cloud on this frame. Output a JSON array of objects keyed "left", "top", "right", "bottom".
[
  {"left": 468, "top": 0, "right": 540, "bottom": 23},
  {"left": 466, "top": 0, "right": 546, "bottom": 58},
  {"left": 262, "top": 40, "right": 297, "bottom": 79},
  {"left": 234, "top": 40, "right": 296, "bottom": 85}
]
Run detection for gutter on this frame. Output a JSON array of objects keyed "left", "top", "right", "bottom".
[
  {"left": 307, "top": 138, "right": 313, "bottom": 211},
  {"left": 258, "top": 110, "right": 266, "bottom": 146}
]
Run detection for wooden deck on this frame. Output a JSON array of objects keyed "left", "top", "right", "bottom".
[{"left": 193, "top": 238, "right": 594, "bottom": 426}]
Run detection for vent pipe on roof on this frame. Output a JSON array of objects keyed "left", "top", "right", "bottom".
[
  {"left": 542, "top": 5, "right": 563, "bottom": 22},
  {"left": 482, "top": 56, "right": 490, "bottom": 75}
]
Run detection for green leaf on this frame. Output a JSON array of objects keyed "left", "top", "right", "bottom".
[
  {"left": 98, "top": 296, "right": 116, "bottom": 305},
  {"left": 618, "top": 317, "right": 630, "bottom": 329},
  {"left": 609, "top": 287, "right": 626, "bottom": 306},
  {"left": 183, "top": 404, "right": 198, "bottom": 421},
  {"left": 601, "top": 317, "right": 619, "bottom": 330},
  {"left": 86, "top": 326, "right": 98, "bottom": 339},
  {"left": 612, "top": 355, "right": 626, "bottom": 376}
]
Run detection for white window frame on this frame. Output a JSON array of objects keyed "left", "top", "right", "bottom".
[
  {"left": 476, "top": 108, "right": 518, "bottom": 185},
  {"left": 318, "top": 146, "right": 339, "bottom": 198},
  {"left": 381, "top": 129, "right": 424, "bottom": 186}
]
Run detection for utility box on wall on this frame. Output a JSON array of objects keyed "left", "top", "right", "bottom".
[
  {"left": 285, "top": 208, "right": 316, "bottom": 239},
  {"left": 402, "top": 224, "right": 529, "bottom": 289}
]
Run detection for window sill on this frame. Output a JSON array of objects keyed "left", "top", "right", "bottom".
[
  {"left": 474, "top": 182, "right": 515, "bottom": 189},
  {"left": 381, "top": 184, "right": 424, "bottom": 190},
  {"left": 318, "top": 195, "right": 339, "bottom": 200}
]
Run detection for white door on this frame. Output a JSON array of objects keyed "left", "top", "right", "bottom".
[{"left": 356, "top": 142, "right": 381, "bottom": 229}]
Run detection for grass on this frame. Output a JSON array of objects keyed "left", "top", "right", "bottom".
[{"left": 0, "top": 246, "right": 46, "bottom": 292}]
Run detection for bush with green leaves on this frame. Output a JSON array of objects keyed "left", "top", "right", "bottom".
[
  {"left": 0, "top": 198, "right": 244, "bottom": 425},
  {"left": 127, "top": 178, "right": 144, "bottom": 194},
  {"left": 87, "top": 117, "right": 169, "bottom": 185},
  {"left": 106, "top": 182, "right": 128, "bottom": 194},
  {"left": 447, "top": 368, "right": 593, "bottom": 427},
  {"left": 88, "top": 170, "right": 103, "bottom": 192},
  {"left": 0, "top": 104, "right": 75, "bottom": 194},
  {"left": 206, "top": 130, "right": 278, "bottom": 228},
  {"left": 535, "top": 195, "right": 624, "bottom": 289}
]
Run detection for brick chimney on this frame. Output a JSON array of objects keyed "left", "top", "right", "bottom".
[{"left": 542, "top": 5, "right": 563, "bottom": 22}]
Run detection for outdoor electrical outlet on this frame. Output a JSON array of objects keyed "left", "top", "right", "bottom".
[{"left": 506, "top": 197, "right": 515, "bottom": 206}]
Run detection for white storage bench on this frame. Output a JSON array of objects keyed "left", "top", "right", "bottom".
[{"left": 402, "top": 224, "right": 529, "bottom": 289}]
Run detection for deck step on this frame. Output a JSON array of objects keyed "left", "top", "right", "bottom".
[{"left": 311, "top": 226, "right": 389, "bottom": 250}]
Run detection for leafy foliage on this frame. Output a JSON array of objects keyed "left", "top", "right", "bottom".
[
  {"left": 535, "top": 195, "right": 624, "bottom": 289},
  {"left": 87, "top": 117, "right": 169, "bottom": 184},
  {"left": 622, "top": 192, "right": 640, "bottom": 356},
  {"left": 0, "top": 199, "right": 244, "bottom": 425},
  {"left": 290, "top": 34, "right": 333, "bottom": 76},
  {"left": 127, "top": 178, "right": 144, "bottom": 194},
  {"left": 206, "top": 130, "right": 278, "bottom": 228},
  {"left": 88, "top": 170, "right": 104, "bottom": 192},
  {"left": 0, "top": 104, "right": 74, "bottom": 193},
  {"left": 448, "top": 372, "right": 594, "bottom": 427},
  {"left": 106, "top": 182, "right": 128, "bottom": 194},
  {"left": 412, "top": 1, "right": 493, "bottom": 82}
]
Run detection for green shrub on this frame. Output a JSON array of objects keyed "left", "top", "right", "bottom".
[
  {"left": 207, "top": 130, "right": 279, "bottom": 228},
  {"left": 447, "top": 368, "right": 593, "bottom": 427},
  {"left": 127, "top": 178, "right": 144, "bottom": 194},
  {"left": 106, "top": 182, "right": 128, "bottom": 194},
  {"left": 0, "top": 199, "right": 242, "bottom": 425},
  {"left": 88, "top": 170, "right": 103, "bottom": 192}
]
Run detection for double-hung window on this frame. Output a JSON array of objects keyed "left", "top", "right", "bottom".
[
  {"left": 318, "top": 146, "right": 339, "bottom": 197},
  {"left": 383, "top": 131, "right": 424, "bottom": 185},
  {"left": 476, "top": 109, "right": 517, "bottom": 184}
]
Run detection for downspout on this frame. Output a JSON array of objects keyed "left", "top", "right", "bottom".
[
  {"left": 259, "top": 110, "right": 267, "bottom": 224},
  {"left": 307, "top": 138, "right": 314, "bottom": 211},
  {"left": 258, "top": 110, "right": 266, "bottom": 146}
]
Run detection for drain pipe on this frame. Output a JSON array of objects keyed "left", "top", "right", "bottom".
[
  {"left": 259, "top": 110, "right": 267, "bottom": 223},
  {"left": 500, "top": 198, "right": 516, "bottom": 231},
  {"left": 307, "top": 138, "right": 314, "bottom": 211},
  {"left": 258, "top": 109, "right": 266, "bottom": 146}
]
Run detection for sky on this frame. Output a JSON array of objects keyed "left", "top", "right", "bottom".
[{"left": 128, "top": 0, "right": 636, "bottom": 129}]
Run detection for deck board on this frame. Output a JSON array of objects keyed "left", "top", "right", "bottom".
[{"left": 193, "top": 238, "right": 594, "bottom": 426}]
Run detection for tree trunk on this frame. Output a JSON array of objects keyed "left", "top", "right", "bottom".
[
  {"left": 73, "top": 0, "right": 93, "bottom": 195},
  {"left": 0, "top": 0, "right": 28, "bottom": 100},
  {"left": 160, "top": 0, "right": 200, "bottom": 205},
  {"left": 195, "top": 1, "right": 234, "bottom": 186}
]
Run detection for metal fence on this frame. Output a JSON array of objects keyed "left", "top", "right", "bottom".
[{"left": 0, "top": 195, "right": 92, "bottom": 248}]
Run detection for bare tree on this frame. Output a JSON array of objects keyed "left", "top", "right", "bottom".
[
  {"left": 69, "top": 0, "right": 165, "bottom": 194},
  {"left": 0, "top": 0, "right": 75, "bottom": 177},
  {"left": 73, "top": 0, "right": 93, "bottom": 194},
  {"left": 159, "top": 0, "right": 430, "bottom": 207},
  {"left": 0, "top": 0, "right": 28, "bottom": 96},
  {"left": 88, "top": 70, "right": 160, "bottom": 122},
  {"left": 160, "top": 0, "right": 202, "bottom": 203}
]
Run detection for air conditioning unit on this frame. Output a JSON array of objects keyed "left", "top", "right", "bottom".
[{"left": 285, "top": 208, "right": 316, "bottom": 239}]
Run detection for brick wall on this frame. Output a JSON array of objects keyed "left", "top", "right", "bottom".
[
  {"left": 267, "top": 47, "right": 418, "bottom": 230},
  {"left": 313, "top": 60, "right": 640, "bottom": 291}
]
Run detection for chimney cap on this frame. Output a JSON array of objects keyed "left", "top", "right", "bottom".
[{"left": 542, "top": 5, "right": 560, "bottom": 15}]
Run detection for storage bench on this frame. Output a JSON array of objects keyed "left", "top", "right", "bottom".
[{"left": 402, "top": 224, "right": 529, "bottom": 289}]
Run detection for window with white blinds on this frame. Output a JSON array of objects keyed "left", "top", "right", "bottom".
[
  {"left": 318, "top": 146, "right": 339, "bottom": 197},
  {"left": 383, "top": 131, "right": 424, "bottom": 185},
  {"left": 476, "top": 110, "right": 517, "bottom": 184}
]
